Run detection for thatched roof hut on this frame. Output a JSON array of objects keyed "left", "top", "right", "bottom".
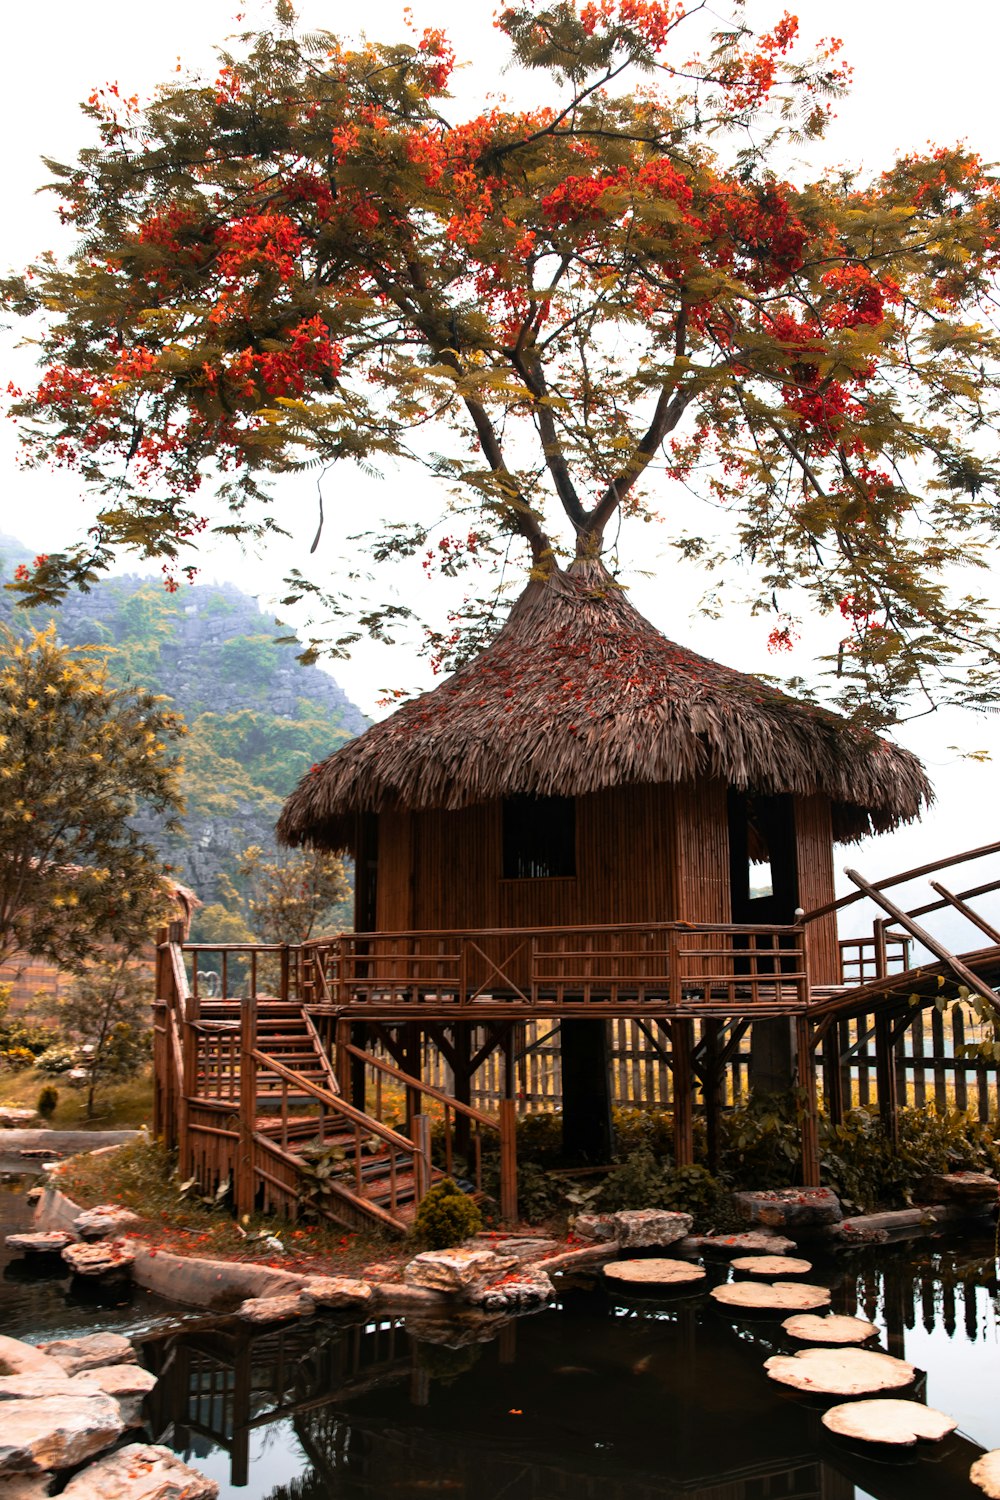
[{"left": 279, "top": 560, "right": 931, "bottom": 853}]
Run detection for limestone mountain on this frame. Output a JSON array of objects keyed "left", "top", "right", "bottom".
[{"left": 0, "top": 537, "right": 367, "bottom": 901}]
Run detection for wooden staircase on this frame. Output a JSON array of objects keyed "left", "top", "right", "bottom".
[{"left": 192, "top": 998, "right": 444, "bottom": 1232}]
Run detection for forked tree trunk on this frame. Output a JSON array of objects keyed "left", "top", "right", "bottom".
[{"left": 560, "top": 1019, "right": 613, "bottom": 1163}]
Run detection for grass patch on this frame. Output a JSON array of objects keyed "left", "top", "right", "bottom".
[
  {"left": 57, "top": 1135, "right": 395, "bottom": 1276},
  {"left": 0, "top": 1065, "right": 154, "bottom": 1129}
]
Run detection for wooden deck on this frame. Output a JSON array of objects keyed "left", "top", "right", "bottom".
[{"left": 154, "top": 839, "right": 1000, "bottom": 1230}]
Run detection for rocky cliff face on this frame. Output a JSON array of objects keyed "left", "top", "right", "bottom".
[{"left": 0, "top": 540, "right": 368, "bottom": 901}]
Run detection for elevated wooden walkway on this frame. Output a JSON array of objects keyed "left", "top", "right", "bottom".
[{"left": 154, "top": 840, "right": 1000, "bottom": 1230}]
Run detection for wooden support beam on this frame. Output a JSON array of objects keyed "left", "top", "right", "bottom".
[
  {"left": 236, "top": 997, "right": 257, "bottom": 1218},
  {"left": 671, "top": 1018, "right": 695, "bottom": 1168},
  {"left": 874, "top": 1008, "right": 900, "bottom": 1144},
  {"left": 795, "top": 1015, "right": 820, "bottom": 1187}
]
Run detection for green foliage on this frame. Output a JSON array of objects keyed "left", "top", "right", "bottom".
[
  {"left": 295, "top": 1140, "right": 349, "bottom": 1216},
  {"left": 57, "top": 952, "right": 153, "bottom": 1116},
  {"left": 413, "top": 1178, "right": 483, "bottom": 1249},
  {"left": 612, "top": 1107, "right": 676, "bottom": 1161},
  {"left": 36, "top": 1084, "right": 59, "bottom": 1119},
  {"left": 596, "top": 1146, "right": 735, "bottom": 1230},
  {"left": 232, "top": 844, "right": 351, "bottom": 944},
  {"left": 34, "top": 1044, "right": 79, "bottom": 1074},
  {"left": 820, "top": 1107, "right": 1000, "bottom": 1213},
  {"left": 511, "top": 1162, "right": 566, "bottom": 1223},
  {"left": 0, "top": 625, "right": 183, "bottom": 970},
  {"left": 716, "top": 1093, "right": 805, "bottom": 1192}
]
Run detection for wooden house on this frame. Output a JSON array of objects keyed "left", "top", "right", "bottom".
[{"left": 277, "top": 560, "right": 930, "bottom": 1158}]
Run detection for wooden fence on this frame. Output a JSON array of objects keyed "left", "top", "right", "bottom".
[{"left": 414, "top": 1009, "right": 1000, "bottom": 1119}]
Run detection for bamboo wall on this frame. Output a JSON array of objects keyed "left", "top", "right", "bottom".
[{"left": 374, "top": 781, "right": 836, "bottom": 938}]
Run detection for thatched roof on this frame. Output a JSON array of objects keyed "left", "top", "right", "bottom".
[{"left": 278, "top": 561, "right": 931, "bottom": 850}]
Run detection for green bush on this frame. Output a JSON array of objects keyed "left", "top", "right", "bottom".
[
  {"left": 715, "top": 1092, "right": 804, "bottom": 1191},
  {"left": 596, "top": 1147, "right": 736, "bottom": 1230},
  {"left": 612, "top": 1107, "right": 675, "bottom": 1161},
  {"left": 820, "top": 1106, "right": 1000, "bottom": 1212},
  {"left": 35, "top": 1044, "right": 79, "bottom": 1074},
  {"left": 413, "top": 1179, "right": 483, "bottom": 1248},
  {"left": 1, "top": 1047, "right": 35, "bottom": 1071},
  {"left": 36, "top": 1085, "right": 59, "bottom": 1119}
]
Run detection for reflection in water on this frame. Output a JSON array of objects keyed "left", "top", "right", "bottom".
[{"left": 137, "top": 1238, "right": 999, "bottom": 1500}]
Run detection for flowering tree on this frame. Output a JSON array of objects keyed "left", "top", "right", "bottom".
[
  {"left": 5, "top": 0, "right": 1000, "bottom": 721},
  {"left": 0, "top": 625, "right": 183, "bottom": 970}
]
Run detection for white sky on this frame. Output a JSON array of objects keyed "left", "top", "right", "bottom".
[{"left": 2, "top": 0, "right": 1000, "bottom": 934}]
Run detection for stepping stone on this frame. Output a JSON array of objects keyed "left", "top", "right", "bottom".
[
  {"left": 765, "top": 1346, "right": 916, "bottom": 1396},
  {"left": 711, "top": 1280, "right": 830, "bottom": 1312},
  {"left": 782, "top": 1313, "right": 879, "bottom": 1345},
  {"left": 0, "top": 1392, "right": 123, "bottom": 1475},
  {"left": 38, "top": 1334, "right": 136, "bottom": 1377},
  {"left": 733, "top": 1187, "right": 842, "bottom": 1229},
  {"left": 684, "top": 1230, "right": 796, "bottom": 1256},
  {"left": 971, "top": 1450, "right": 1000, "bottom": 1497},
  {"left": 731, "top": 1255, "right": 812, "bottom": 1277},
  {"left": 5, "top": 1232, "right": 75, "bottom": 1256},
  {"left": 823, "top": 1398, "right": 957, "bottom": 1445},
  {"left": 236, "top": 1292, "right": 315, "bottom": 1326},
  {"left": 604, "top": 1259, "right": 706, "bottom": 1287},
  {"left": 612, "top": 1211, "right": 692, "bottom": 1249},
  {"left": 61, "top": 1241, "right": 135, "bottom": 1279},
  {"left": 73, "top": 1206, "right": 141, "bottom": 1241},
  {"left": 60, "top": 1441, "right": 218, "bottom": 1500}
]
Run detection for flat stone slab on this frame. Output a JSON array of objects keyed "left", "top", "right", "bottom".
[
  {"left": 822, "top": 1398, "right": 956, "bottom": 1445},
  {"left": 782, "top": 1313, "right": 879, "bottom": 1345},
  {"left": 236, "top": 1292, "right": 315, "bottom": 1326},
  {"left": 0, "top": 1376, "right": 95, "bottom": 1402},
  {"left": 83, "top": 1367, "right": 157, "bottom": 1429},
  {"left": 683, "top": 1231, "right": 796, "bottom": 1256},
  {"left": 0, "top": 1111, "right": 38, "bottom": 1129},
  {"left": 60, "top": 1442, "right": 218, "bottom": 1500},
  {"left": 604, "top": 1259, "right": 706, "bottom": 1287},
  {"left": 38, "top": 1334, "right": 136, "bottom": 1377},
  {"left": 403, "top": 1248, "right": 518, "bottom": 1297},
  {"left": 613, "top": 1210, "right": 693, "bottom": 1249},
  {"left": 765, "top": 1347, "right": 916, "bottom": 1396},
  {"left": 0, "top": 1342, "right": 67, "bottom": 1382},
  {"left": 731, "top": 1255, "right": 812, "bottom": 1277},
  {"left": 471, "top": 1268, "right": 555, "bottom": 1312},
  {"left": 971, "top": 1450, "right": 1000, "bottom": 1497},
  {"left": 305, "top": 1277, "right": 373, "bottom": 1309},
  {"left": 573, "top": 1214, "right": 616, "bottom": 1243},
  {"left": 61, "top": 1241, "right": 135, "bottom": 1279},
  {"left": 4, "top": 1234, "right": 75, "bottom": 1257},
  {"left": 918, "top": 1171, "right": 999, "bottom": 1204},
  {"left": 72, "top": 1206, "right": 141, "bottom": 1241},
  {"left": 0, "top": 1472, "right": 53, "bottom": 1499},
  {"left": 711, "top": 1281, "right": 830, "bottom": 1312},
  {"left": 734, "top": 1188, "right": 842, "bottom": 1230},
  {"left": 0, "top": 1393, "right": 124, "bottom": 1475}
]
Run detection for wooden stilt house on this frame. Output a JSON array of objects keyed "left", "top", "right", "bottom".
[{"left": 277, "top": 559, "right": 930, "bottom": 1158}]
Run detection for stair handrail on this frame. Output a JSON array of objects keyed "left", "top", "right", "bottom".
[
  {"left": 250, "top": 1048, "right": 422, "bottom": 1154},
  {"left": 342, "top": 1043, "right": 518, "bottom": 1222},
  {"left": 341, "top": 1043, "right": 497, "bottom": 1128},
  {"left": 800, "top": 838, "right": 1000, "bottom": 924},
  {"left": 843, "top": 867, "right": 1000, "bottom": 1022}
]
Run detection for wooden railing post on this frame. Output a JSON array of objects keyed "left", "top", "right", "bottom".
[
  {"left": 279, "top": 944, "right": 290, "bottom": 1002},
  {"left": 236, "top": 996, "right": 258, "bottom": 1218},
  {"left": 499, "top": 1097, "right": 518, "bottom": 1225},
  {"left": 413, "top": 1113, "right": 432, "bottom": 1205},
  {"left": 671, "top": 1017, "right": 695, "bottom": 1167}
]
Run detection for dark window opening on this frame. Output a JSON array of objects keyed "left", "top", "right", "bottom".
[{"left": 502, "top": 795, "right": 576, "bottom": 879}]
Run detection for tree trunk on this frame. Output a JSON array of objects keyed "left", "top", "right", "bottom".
[{"left": 560, "top": 1019, "right": 613, "bottom": 1163}]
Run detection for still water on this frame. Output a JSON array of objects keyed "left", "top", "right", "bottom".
[{"left": 3, "top": 1179, "right": 998, "bottom": 1500}]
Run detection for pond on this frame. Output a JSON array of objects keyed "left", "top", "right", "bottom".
[{"left": 3, "top": 1181, "right": 999, "bottom": 1500}]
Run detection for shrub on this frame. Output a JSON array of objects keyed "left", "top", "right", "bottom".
[
  {"left": 35, "top": 1044, "right": 79, "bottom": 1074},
  {"left": 612, "top": 1107, "right": 675, "bottom": 1161},
  {"left": 1, "top": 1047, "right": 35, "bottom": 1071},
  {"left": 820, "top": 1106, "right": 1000, "bottom": 1212},
  {"left": 596, "top": 1147, "right": 736, "bottom": 1231},
  {"left": 715, "top": 1092, "right": 804, "bottom": 1191},
  {"left": 36, "top": 1085, "right": 59, "bottom": 1119},
  {"left": 413, "top": 1178, "right": 483, "bottom": 1248}
]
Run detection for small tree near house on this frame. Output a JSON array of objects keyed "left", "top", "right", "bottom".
[{"left": 57, "top": 950, "right": 151, "bottom": 1117}]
